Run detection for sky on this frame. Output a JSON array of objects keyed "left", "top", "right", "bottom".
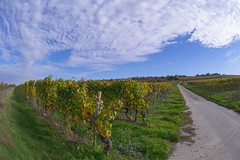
[{"left": 1, "top": 0, "right": 240, "bottom": 84}]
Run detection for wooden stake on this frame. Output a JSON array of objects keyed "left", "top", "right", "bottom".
[{"left": 93, "top": 91, "right": 101, "bottom": 147}]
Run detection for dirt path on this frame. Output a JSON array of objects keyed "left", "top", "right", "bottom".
[{"left": 169, "top": 85, "right": 240, "bottom": 160}]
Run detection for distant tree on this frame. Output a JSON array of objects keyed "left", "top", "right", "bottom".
[{"left": 0, "top": 81, "right": 4, "bottom": 88}]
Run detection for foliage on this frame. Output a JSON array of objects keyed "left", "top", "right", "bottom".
[
  {"left": 17, "top": 77, "right": 179, "bottom": 159},
  {"left": 0, "top": 77, "right": 189, "bottom": 160},
  {"left": 0, "top": 89, "right": 82, "bottom": 160},
  {"left": 18, "top": 77, "right": 173, "bottom": 139},
  {"left": 185, "top": 78, "right": 240, "bottom": 92},
  {"left": 184, "top": 77, "right": 240, "bottom": 112},
  {"left": 0, "top": 81, "right": 10, "bottom": 88}
]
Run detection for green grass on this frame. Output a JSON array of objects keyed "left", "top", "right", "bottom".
[
  {"left": 0, "top": 86, "right": 186, "bottom": 160},
  {"left": 105, "top": 85, "right": 186, "bottom": 160},
  {"left": 0, "top": 88, "right": 87, "bottom": 160},
  {"left": 183, "top": 84, "right": 240, "bottom": 112}
]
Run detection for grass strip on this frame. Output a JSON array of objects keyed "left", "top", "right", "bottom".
[
  {"left": 0, "top": 86, "right": 187, "bottom": 160},
  {"left": 183, "top": 84, "right": 240, "bottom": 112}
]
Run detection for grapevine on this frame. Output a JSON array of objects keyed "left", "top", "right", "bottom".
[{"left": 18, "top": 76, "right": 173, "bottom": 156}]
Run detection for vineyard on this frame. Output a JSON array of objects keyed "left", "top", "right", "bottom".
[
  {"left": 0, "top": 81, "right": 9, "bottom": 88},
  {"left": 3, "top": 75, "right": 240, "bottom": 159},
  {"left": 0, "top": 82, "right": 13, "bottom": 108},
  {"left": 178, "top": 74, "right": 240, "bottom": 81},
  {"left": 184, "top": 77, "right": 240, "bottom": 112},
  {"left": 17, "top": 76, "right": 181, "bottom": 159}
]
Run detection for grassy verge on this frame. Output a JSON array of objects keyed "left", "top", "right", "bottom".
[
  {"left": 0, "top": 87, "right": 13, "bottom": 108},
  {"left": 0, "top": 88, "right": 87, "bottom": 160},
  {"left": 105, "top": 85, "right": 187, "bottom": 160},
  {"left": 0, "top": 86, "right": 187, "bottom": 160},
  {"left": 183, "top": 84, "right": 240, "bottom": 112}
]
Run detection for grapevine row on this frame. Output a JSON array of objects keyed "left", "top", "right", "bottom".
[
  {"left": 185, "top": 78, "right": 240, "bottom": 92},
  {"left": 18, "top": 77, "right": 173, "bottom": 154}
]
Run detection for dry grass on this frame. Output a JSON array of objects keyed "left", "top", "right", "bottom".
[
  {"left": 0, "top": 87, "right": 16, "bottom": 159},
  {"left": 0, "top": 125, "right": 16, "bottom": 153},
  {"left": 0, "top": 87, "right": 13, "bottom": 109}
]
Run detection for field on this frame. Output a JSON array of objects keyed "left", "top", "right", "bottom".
[
  {"left": 2, "top": 75, "right": 240, "bottom": 159},
  {"left": 0, "top": 88, "right": 87, "bottom": 160},
  {"left": 183, "top": 77, "right": 240, "bottom": 112},
  {"left": 0, "top": 79, "right": 187, "bottom": 160},
  {"left": 178, "top": 75, "right": 240, "bottom": 81}
]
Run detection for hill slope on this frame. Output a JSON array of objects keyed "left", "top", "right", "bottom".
[
  {"left": 0, "top": 86, "right": 188, "bottom": 160},
  {"left": 0, "top": 88, "right": 82, "bottom": 160}
]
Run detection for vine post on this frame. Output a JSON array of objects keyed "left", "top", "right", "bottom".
[{"left": 93, "top": 91, "right": 102, "bottom": 147}]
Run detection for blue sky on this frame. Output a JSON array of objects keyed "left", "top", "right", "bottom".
[{"left": 1, "top": 0, "right": 240, "bottom": 84}]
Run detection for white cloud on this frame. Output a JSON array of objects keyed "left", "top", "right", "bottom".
[
  {"left": 0, "top": 48, "right": 11, "bottom": 61},
  {"left": 0, "top": 63, "right": 59, "bottom": 84},
  {"left": 225, "top": 47, "right": 240, "bottom": 64},
  {"left": 189, "top": 0, "right": 240, "bottom": 47},
  {"left": 226, "top": 49, "right": 237, "bottom": 57},
  {"left": 0, "top": 0, "right": 240, "bottom": 82}
]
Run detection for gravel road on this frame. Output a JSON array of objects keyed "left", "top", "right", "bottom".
[{"left": 169, "top": 85, "right": 240, "bottom": 160}]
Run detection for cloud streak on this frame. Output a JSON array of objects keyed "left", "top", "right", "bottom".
[{"left": 0, "top": 0, "right": 240, "bottom": 83}]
